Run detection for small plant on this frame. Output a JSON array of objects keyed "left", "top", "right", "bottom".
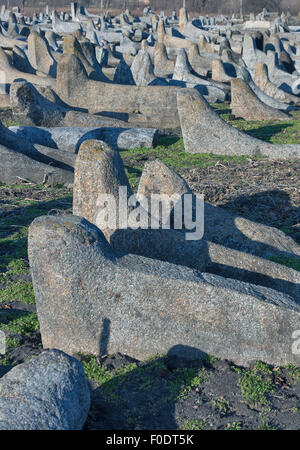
[
  {"left": 183, "top": 419, "right": 207, "bottom": 430},
  {"left": 80, "top": 354, "right": 140, "bottom": 402},
  {"left": 5, "top": 336, "right": 21, "bottom": 350},
  {"left": 212, "top": 396, "right": 232, "bottom": 415},
  {"left": 205, "top": 354, "right": 219, "bottom": 365},
  {"left": 225, "top": 421, "right": 242, "bottom": 430},
  {"left": 238, "top": 362, "right": 275, "bottom": 406},
  {"left": 282, "top": 364, "right": 300, "bottom": 383},
  {"left": 0, "top": 280, "right": 35, "bottom": 304},
  {"left": 0, "top": 312, "right": 39, "bottom": 335},
  {"left": 258, "top": 421, "right": 277, "bottom": 430},
  {"left": 253, "top": 361, "right": 273, "bottom": 375},
  {"left": 167, "top": 367, "right": 207, "bottom": 402}
]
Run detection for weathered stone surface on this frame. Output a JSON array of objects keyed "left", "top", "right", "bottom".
[
  {"left": 172, "top": 48, "right": 227, "bottom": 103},
  {"left": 240, "top": 64, "right": 294, "bottom": 112},
  {"left": 0, "top": 349, "right": 90, "bottom": 430},
  {"left": 266, "top": 50, "right": 300, "bottom": 96},
  {"left": 212, "top": 58, "right": 235, "bottom": 82},
  {"left": 9, "top": 126, "right": 159, "bottom": 153},
  {"left": 27, "top": 31, "right": 57, "bottom": 77},
  {"left": 10, "top": 80, "right": 129, "bottom": 128},
  {"left": 177, "top": 88, "right": 300, "bottom": 159},
  {"left": 254, "top": 62, "right": 300, "bottom": 106},
  {"left": 62, "top": 34, "right": 109, "bottom": 82},
  {"left": 231, "top": 78, "right": 292, "bottom": 121},
  {"left": 52, "top": 13, "right": 81, "bottom": 34},
  {"left": 113, "top": 59, "right": 135, "bottom": 85},
  {"left": 0, "top": 46, "right": 55, "bottom": 87},
  {"left": 131, "top": 49, "right": 156, "bottom": 86},
  {"left": 242, "top": 33, "right": 266, "bottom": 74},
  {"left": 45, "top": 31, "right": 61, "bottom": 52},
  {"left": 0, "top": 118, "right": 73, "bottom": 186},
  {"left": 12, "top": 45, "right": 35, "bottom": 74},
  {"left": 137, "top": 159, "right": 300, "bottom": 298},
  {"left": 73, "top": 140, "right": 208, "bottom": 271},
  {"left": 0, "top": 142, "right": 73, "bottom": 186},
  {"left": 153, "top": 42, "right": 175, "bottom": 77},
  {"left": 188, "top": 43, "right": 213, "bottom": 76},
  {"left": 28, "top": 214, "right": 300, "bottom": 367},
  {"left": 10, "top": 80, "right": 65, "bottom": 127},
  {"left": 55, "top": 53, "right": 181, "bottom": 128},
  {"left": 207, "top": 242, "right": 300, "bottom": 301}
]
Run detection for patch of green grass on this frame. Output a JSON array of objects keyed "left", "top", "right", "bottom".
[
  {"left": 269, "top": 256, "right": 300, "bottom": 272},
  {"left": 258, "top": 421, "right": 277, "bottom": 430},
  {"left": 281, "top": 364, "right": 300, "bottom": 383},
  {"left": 225, "top": 421, "right": 243, "bottom": 430},
  {"left": 253, "top": 360, "right": 273, "bottom": 375},
  {"left": 0, "top": 312, "right": 39, "bottom": 335},
  {"left": 3, "top": 120, "right": 21, "bottom": 128},
  {"left": 5, "top": 336, "right": 21, "bottom": 350},
  {"left": 213, "top": 104, "right": 300, "bottom": 145},
  {"left": 80, "top": 354, "right": 141, "bottom": 402},
  {"left": 212, "top": 396, "right": 232, "bottom": 415},
  {"left": 167, "top": 367, "right": 207, "bottom": 402},
  {"left": 290, "top": 407, "right": 300, "bottom": 414},
  {"left": 0, "top": 280, "right": 35, "bottom": 304},
  {"left": 205, "top": 354, "right": 220, "bottom": 365},
  {"left": 0, "top": 354, "right": 13, "bottom": 366},
  {"left": 6, "top": 259, "right": 29, "bottom": 275},
  {"left": 258, "top": 407, "right": 277, "bottom": 430},
  {"left": 238, "top": 362, "right": 275, "bottom": 406},
  {"left": 183, "top": 419, "right": 207, "bottom": 430},
  {"left": 120, "top": 138, "right": 251, "bottom": 190}
]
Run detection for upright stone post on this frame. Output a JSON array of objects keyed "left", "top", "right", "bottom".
[{"left": 179, "top": 6, "right": 188, "bottom": 33}]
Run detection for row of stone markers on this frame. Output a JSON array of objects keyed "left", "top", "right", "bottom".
[
  {"left": 2, "top": 82, "right": 300, "bottom": 190},
  {"left": 0, "top": 2, "right": 299, "bottom": 187},
  {"left": 0, "top": 2, "right": 299, "bottom": 114}
]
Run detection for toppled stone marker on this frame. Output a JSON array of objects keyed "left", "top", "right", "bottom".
[{"left": 28, "top": 215, "right": 300, "bottom": 367}]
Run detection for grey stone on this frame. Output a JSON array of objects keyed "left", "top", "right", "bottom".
[
  {"left": 0, "top": 46, "right": 55, "bottom": 88},
  {"left": 0, "top": 349, "right": 90, "bottom": 430},
  {"left": 9, "top": 126, "right": 159, "bottom": 153},
  {"left": 27, "top": 31, "right": 57, "bottom": 77},
  {"left": 73, "top": 140, "right": 208, "bottom": 271},
  {"left": 113, "top": 59, "right": 135, "bottom": 85},
  {"left": 172, "top": 48, "right": 227, "bottom": 103},
  {"left": 231, "top": 77, "right": 292, "bottom": 121},
  {"left": 0, "top": 119, "right": 73, "bottom": 186},
  {"left": 254, "top": 62, "right": 300, "bottom": 106},
  {"left": 9, "top": 80, "right": 128, "bottom": 129},
  {"left": 28, "top": 214, "right": 300, "bottom": 367},
  {"left": 266, "top": 50, "right": 300, "bottom": 95},
  {"left": 177, "top": 88, "right": 300, "bottom": 159},
  {"left": 137, "top": 159, "right": 300, "bottom": 298},
  {"left": 55, "top": 53, "right": 181, "bottom": 128}
]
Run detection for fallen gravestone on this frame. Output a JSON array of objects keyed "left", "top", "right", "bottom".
[
  {"left": 28, "top": 214, "right": 300, "bottom": 367},
  {"left": 177, "top": 88, "right": 300, "bottom": 159},
  {"left": 137, "top": 159, "right": 300, "bottom": 300},
  {"left": 9, "top": 126, "right": 159, "bottom": 153},
  {"left": 230, "top": 78, "right": 292, "bottom": 121}
]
